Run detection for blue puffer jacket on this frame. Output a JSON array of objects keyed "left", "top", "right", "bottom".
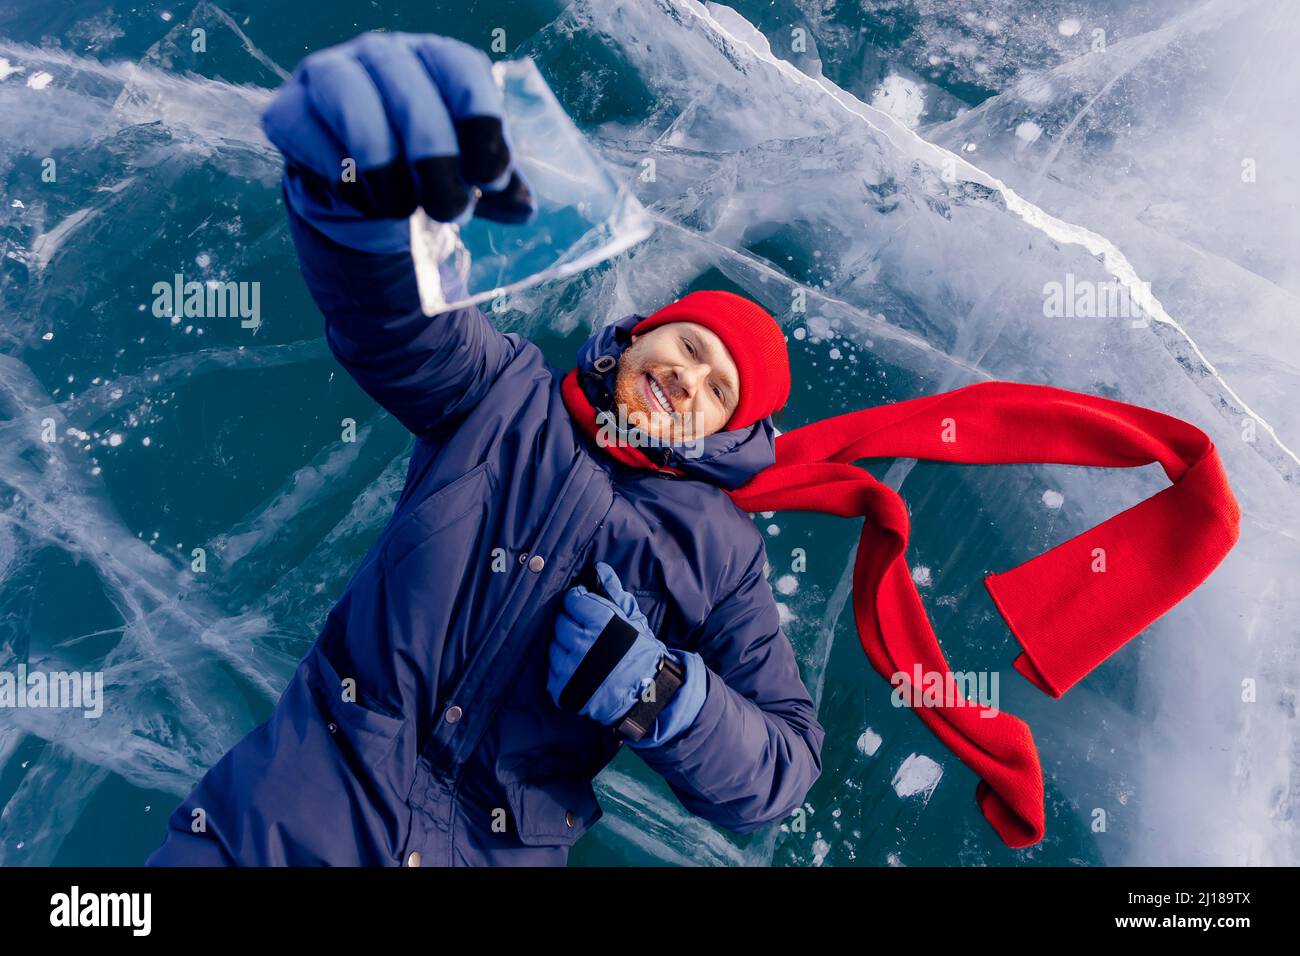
[{"left": 144, "top": 203, "right": 825, "bottom": 867}]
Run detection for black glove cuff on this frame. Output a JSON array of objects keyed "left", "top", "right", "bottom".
[
  {"left": 556, "top": 610, "right": 640, "bottom": 714},
  {"left": 614, "top": 653, "right": 686, "bottom": 743}
]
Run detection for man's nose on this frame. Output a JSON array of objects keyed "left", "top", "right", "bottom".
[{"left": 675, "top": 363, "right": 710, "bottom": 397}]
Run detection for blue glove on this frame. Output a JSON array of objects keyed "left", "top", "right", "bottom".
[
  {"left": 261, "top": 31, "right": 537, "bottom": 254},
  {"left": 550, "top": 562, "right": 707, "bottom": 748}
]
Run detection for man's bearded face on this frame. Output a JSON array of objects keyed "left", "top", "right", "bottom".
[{"left": 611, "top": 320, "right": 741, "bottom": 442}]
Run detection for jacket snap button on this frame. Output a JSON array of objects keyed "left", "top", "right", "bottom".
[
  {"left": 444, "top": 705, "right": 463, "bottom": 724},
  {"left": 518, "top": 552, "right": 528, "bottom": 565},
  {"left": 528, "top": 555, "right": 545, "bottom": 572},
  {"left": 564, "top": 810, "right": 576, "bottom": 829},
  {"left": 406, "top": 851, "right": 422, "bottom": 867},
  {"left": 326, "top": 722, "right": 337, "bottom": 734},
  {"left": 593, "top": 355, "right": 616, "bottom": 372}
]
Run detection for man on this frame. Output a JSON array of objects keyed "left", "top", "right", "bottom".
[{"left": 146, "top": 31, "right": 825, "bottom": 866}]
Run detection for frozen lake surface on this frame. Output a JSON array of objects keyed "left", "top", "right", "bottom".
[{"left": 1, "top": 0, "right": 1296, "bottom": 866}]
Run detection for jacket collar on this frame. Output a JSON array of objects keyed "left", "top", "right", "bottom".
[{"left": 570, "top": 313, "right": 777, "bottom": 492}]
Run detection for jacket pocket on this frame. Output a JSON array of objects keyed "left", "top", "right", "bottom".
[
  {"left": 381, "top": 459, "right": 495, "bottom": 572},
  {"left": 504, "top": 775, "right": 604, "bottom": 847},
  {"left": 629, "top": 587, "right": 668, "bottom": 637},
  {"left": 571, "top": 561, "right": 669, "bottom": 637},
  {"left": 305, "top": 641, "right": 410, "bottom": 791}
]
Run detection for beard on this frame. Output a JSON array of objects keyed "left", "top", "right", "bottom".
[{"left": 612, "top": 354, "right": 690, "bottom": 441}]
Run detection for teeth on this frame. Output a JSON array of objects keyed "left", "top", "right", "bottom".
[{"left": 648, "top": 375, "right": 672, "bottom": 414}]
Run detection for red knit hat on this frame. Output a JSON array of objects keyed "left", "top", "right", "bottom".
[{"left": 630, "top": 290, "right": 790, "bottom": 431}]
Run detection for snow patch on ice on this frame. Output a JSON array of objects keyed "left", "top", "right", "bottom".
[
  {"left": 810, "top": 837, "right": 830, "bottom": 864},
  {"left": 857, "top": 728, "right": 883, "bottom": 757},
  {"left": 892, "top": 754, "right": 943, "bottom": 799},
  {"left": 1015, "top": 120, "right": 1043, "bottom": 144},
  {"left": 775, "top": 602, "right": 795, "bottom": 627},
  {"left": 870, "top": 74, "right": 926, "bottom": 129}
]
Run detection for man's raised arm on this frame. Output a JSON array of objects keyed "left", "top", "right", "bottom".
[{"left": 262, "top": 31, "right": 537, "bottom": 438}]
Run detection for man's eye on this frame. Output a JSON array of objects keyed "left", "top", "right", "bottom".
[
  {"left": 682, "top": 337, "right": 695, "bottom": 355},
  {"left": 712, "top": 385, "right": 722, "bottom": 399}
]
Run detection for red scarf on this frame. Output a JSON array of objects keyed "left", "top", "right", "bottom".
[{"left": 561, "top": 370, "right": 1240, "bottom": 848}]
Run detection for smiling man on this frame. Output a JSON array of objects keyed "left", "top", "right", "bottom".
[
  {"left": 142, "top": 27, "right": 1241, "bottom": 867},
  {"left": 145, "top": 30, "right": 824, "bottom": 867},
  {"left": 613, "top": 318, "right": 740, "bottom": 443}
]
